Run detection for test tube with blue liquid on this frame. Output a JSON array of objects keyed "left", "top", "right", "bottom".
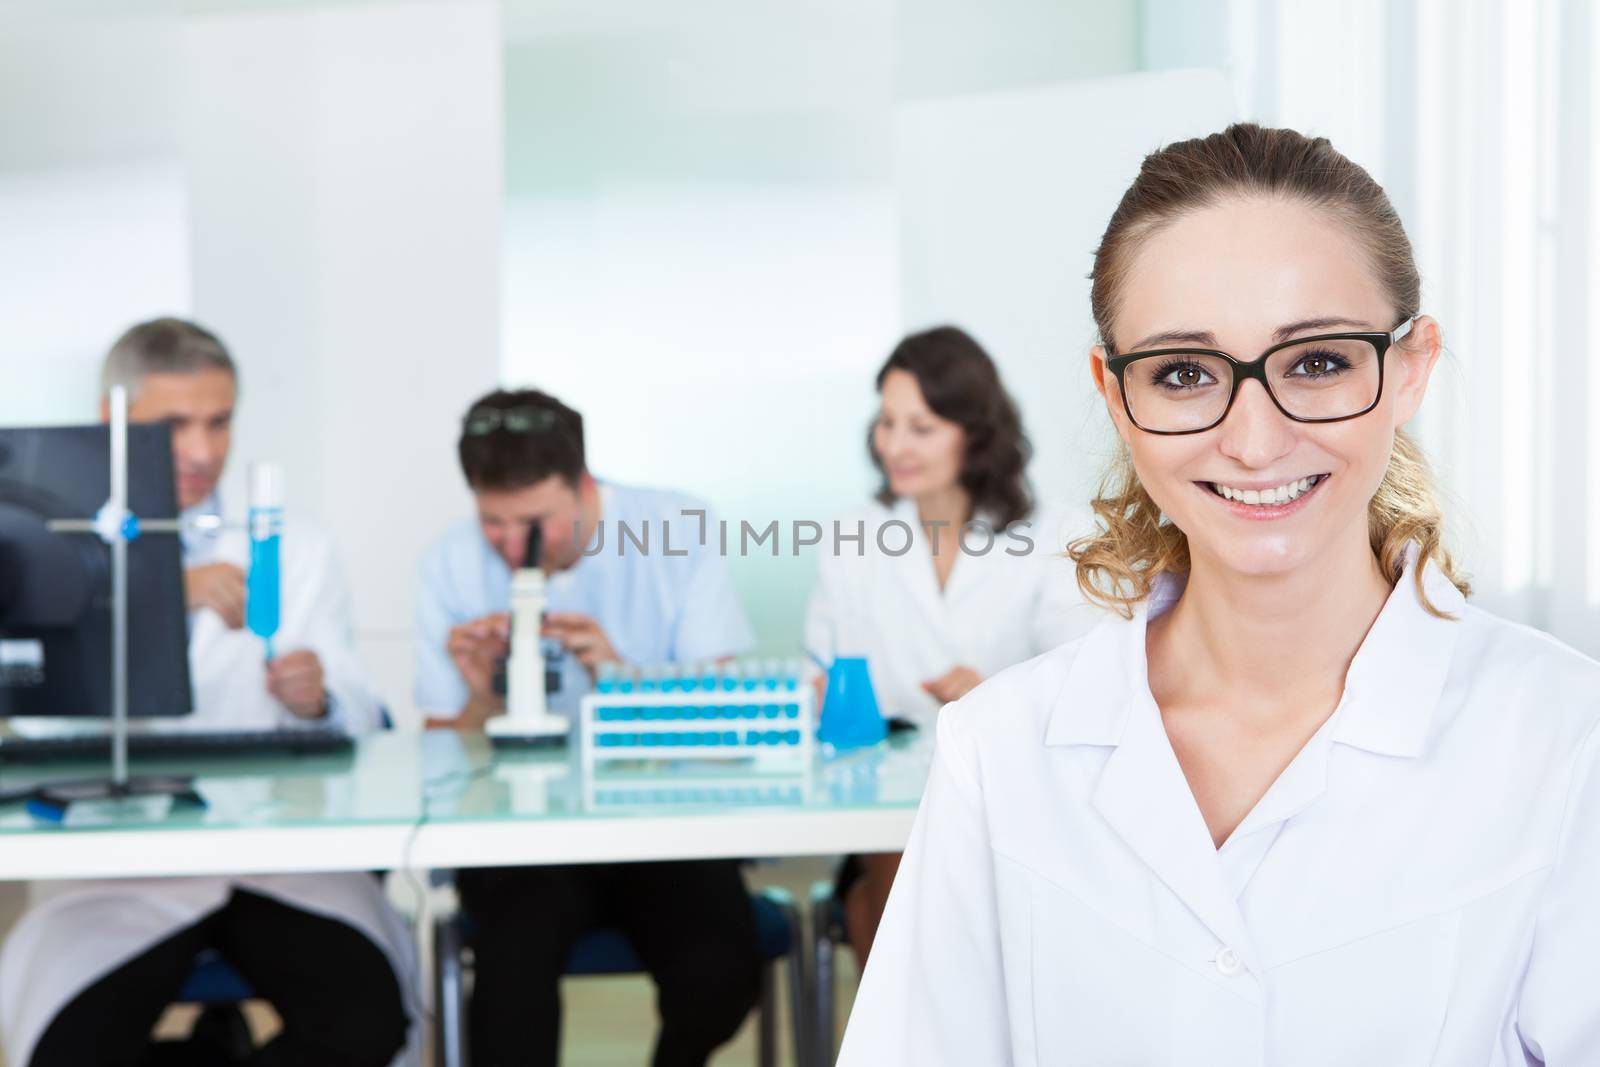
[
  {"left": 246, "top": 462, "right": 283, "bottom": 661},
  {"left": 639, "top": 666, "right": 660, "bottom": 693}
]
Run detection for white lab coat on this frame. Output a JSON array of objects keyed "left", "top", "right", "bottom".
[
  {"left": 0, "top": 493, "right": 421, "bottom": 1067},
  {"left": 804, "top": 498, "right": 1098, "bottom": 723},
  {"left": 838, "top": 556, "right": 1600, "bottom": 1066}
]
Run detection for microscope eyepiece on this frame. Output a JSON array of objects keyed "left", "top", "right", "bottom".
[{"left": 523, "top": 523, "right": 543, "bottom": 570}]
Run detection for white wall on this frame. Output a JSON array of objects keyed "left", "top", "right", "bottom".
[
  {"left": 499, "top": 0, "right": 1144, "bottom": 654},
  {"left": 182, "top": 0, "right": 503, "bottom": 724},
  {"left": 0, "top": 1, "right": 503, "bottom": 724},
  {"left": 0, "top": 11, "right": 181, "bottom": 174},
  {"left": 897, "top": 0, "right": 1139, "bottom": 98},
  {"left": 0, "top": 13, "right": 190, "bottom": 426},
  {"left": 1138, "top": 0, "right": 1229, "bottom": 73},
  {"left": 500, "top": 0, "right": 906, "bottom": 650},
  {"left": 0, "top": 161, "right": 191, "bottom": 426}
]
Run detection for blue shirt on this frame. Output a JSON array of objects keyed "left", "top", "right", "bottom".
[{"left": 413, "top": 481, "right": 755, "bottom": 718}]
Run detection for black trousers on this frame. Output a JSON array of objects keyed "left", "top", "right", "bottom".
[
  {"left": 457, "top": 860, "right": 760, "bottom": 1067},
  {"left": 28, "top": 887, "right": 409, "bottom": 1067}
]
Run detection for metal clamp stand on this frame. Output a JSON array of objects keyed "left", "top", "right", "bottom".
[{"left": 28, "top": 386, "right": 204, "bottom": 821}]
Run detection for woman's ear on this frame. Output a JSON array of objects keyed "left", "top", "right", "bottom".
[
  {"left": 1390, "top": 315, "right": 1443, "bottom": 427},
  {"left": 1091, "top": 344, "right": 1134, "bottom": 447}
]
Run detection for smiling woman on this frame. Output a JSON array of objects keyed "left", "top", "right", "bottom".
[
  {"left": 836, "top": 123, "right": 1600, "bottom": 1067},
  {"left": 1071, "top": 126, "right": 1468, "bottom": 619}
]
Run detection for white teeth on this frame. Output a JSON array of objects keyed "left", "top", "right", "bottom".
[{"left": 1213, "top": 475, "right": 1320, "bottom": 506}]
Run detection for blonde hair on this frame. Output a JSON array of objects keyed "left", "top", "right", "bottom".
[{"left": 1068, "top": 123, "right": 1471, "bottom": 617}]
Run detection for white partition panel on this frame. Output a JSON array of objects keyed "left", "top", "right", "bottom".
[
  {"left": 0, "top": 11, "right": 189, "bottom": 426},
  {"left": 182, "top": 0, "right": 503, "bottom": 724}
]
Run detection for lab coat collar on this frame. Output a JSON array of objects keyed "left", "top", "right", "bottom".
[
  {"left": 1046, "top": 572, "right": 1265, "bottom": 972},
  {"left": 1040, "top": 547, "right": 1464, "bottom": 974},
  {"left": 1041, "top": 567, "right": 1181, "bottom": 747},
  {"left": 1042, "top": 609, "right": 1138, "bottom": 747},
  {"left": 1045, "top": 546, "right": 1462, "bottom": 757},
  {"left": 1331, "top": 548, "right": 1464, "bottom": 758}
]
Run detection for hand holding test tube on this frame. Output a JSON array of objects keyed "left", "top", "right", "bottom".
[{"left": 246, "top": 462, "right": 283, "bottom": 661}]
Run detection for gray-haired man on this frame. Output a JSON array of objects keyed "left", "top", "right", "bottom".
[{"left": 0, "top": 318, "right": 418, "bottom": 1067}]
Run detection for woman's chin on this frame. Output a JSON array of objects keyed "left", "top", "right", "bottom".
[{"left": 1187, "top": 524, "right": 1313, "bottom": 580}]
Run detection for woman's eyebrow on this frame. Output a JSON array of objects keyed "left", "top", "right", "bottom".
[
  {"left": 1125, "top": 317, "right": 1378, "bottom": 352},
  {"left": 1125, "top": 328, "right": 1219, "bottom": 350},
  {"left": 1271, "top": 316, "right": 1376, "bottom": 341}
]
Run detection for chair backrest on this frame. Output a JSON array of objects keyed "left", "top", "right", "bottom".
[{"left": 178, "top": 950, "right": 256, "bottom": 1004}]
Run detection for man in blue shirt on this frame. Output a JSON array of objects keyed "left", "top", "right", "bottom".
[{"left": 414, "top": 388, "right": 759, "bottom": 1067}]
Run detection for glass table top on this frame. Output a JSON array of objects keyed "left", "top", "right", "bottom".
[{"left": 0, "top": 729, "right": 935, "bottom": 834}]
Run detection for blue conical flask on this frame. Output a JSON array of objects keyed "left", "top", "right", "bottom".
[{"left": 818, "top": 656, "right": 887, "bottom": 751}]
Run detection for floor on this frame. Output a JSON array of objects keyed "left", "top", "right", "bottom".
[{"left": 0, "top": 858, "right": 861, "bottom": 1067}]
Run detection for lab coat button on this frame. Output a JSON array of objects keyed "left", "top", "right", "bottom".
[{"left": 1214, "top": 946, "right": 1244, "bottom": 978}]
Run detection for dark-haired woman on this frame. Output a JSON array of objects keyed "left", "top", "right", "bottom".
[{"left": 804, "top": 326, "right": 1095, "bottom": 965}]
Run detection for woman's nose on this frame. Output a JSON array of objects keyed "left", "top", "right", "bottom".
[{"left": 1215, "top": 380, "right": 1297, "bottom": 468}]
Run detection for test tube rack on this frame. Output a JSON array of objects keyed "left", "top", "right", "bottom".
[{"left": 579, "top": 661, "right": 814, "bottom": 772}]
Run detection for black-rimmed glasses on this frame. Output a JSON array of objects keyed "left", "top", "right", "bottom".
[{"left": 1105, "top": 318, "right": 1415, "bottom": 435}]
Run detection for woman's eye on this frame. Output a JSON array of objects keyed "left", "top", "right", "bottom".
[
  {"left": 1152, "top": 361, "right": 1215, "bottom": 390},
  {"left": 1289, "top": 350, "right": 1351, "bottom": 378}
]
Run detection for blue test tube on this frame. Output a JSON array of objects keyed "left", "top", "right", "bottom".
[{"left": 246, "top": 462, "right": 282, "bottom": 661}]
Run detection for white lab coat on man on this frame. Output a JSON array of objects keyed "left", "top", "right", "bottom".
[
  {"left": 0, "top": 490, "right": 421, "bottom": 1067},
  {"left": 803, "top": 497, "right": 1098, "bottom": 724},
  {"left": 837, "top": 555, "right": 1600, "bottom": 1066}
]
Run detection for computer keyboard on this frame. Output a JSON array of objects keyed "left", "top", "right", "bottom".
[{"left": 0, "top": 728, "right": 355, "bottom": 764}]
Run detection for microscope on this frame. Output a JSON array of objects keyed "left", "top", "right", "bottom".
[{"left": 488, "top": 523, "right": 570, "bottom": 741}]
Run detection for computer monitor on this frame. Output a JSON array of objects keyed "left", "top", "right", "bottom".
[{"left": 0, "top": 424, "right": 192, "bottom": 718}]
